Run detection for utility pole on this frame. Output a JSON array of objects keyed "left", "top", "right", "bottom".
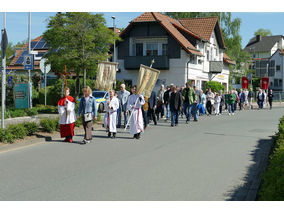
[
  {"left": 1, "top": 12, "right": 6, "bottom": 129},
  {"left": 28, "top": 12, "right": 32, "bottom": 108},
  {"left": 111, "top": 16, "right": 116, "bottom": 62}
]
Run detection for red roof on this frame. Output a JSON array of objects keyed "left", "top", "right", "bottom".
[
  {"left": 223, "top": 53, "right": 236, "bottom": 65},
  {"left": 120, "top": 12, "right": 203, "bottom": 56}
]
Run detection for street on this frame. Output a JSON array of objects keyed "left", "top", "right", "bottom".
[{"left": 0, "top": 107, "right": 281, "bottom": 201}]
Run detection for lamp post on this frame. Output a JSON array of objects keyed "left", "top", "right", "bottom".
[
  {"left": 28, "top": 12, "right": 32, "bottom": 108},
  {"left": 1, "top": 12, "right": 6, "bottom": 129},
  {"left": 111, "top": 16, "right": 116, "bottom": 63}
]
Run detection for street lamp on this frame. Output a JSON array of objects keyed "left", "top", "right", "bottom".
[{"left": 111, "top": 16, "right": 116, "bottom": 63}]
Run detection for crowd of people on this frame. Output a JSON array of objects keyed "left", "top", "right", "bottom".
[{"left": 57, "top": 83, "right": 275, "bottom": 144}]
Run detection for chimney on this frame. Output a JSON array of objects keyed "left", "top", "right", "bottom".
[{"left": 256, "top": 35, "right": 262, "bottom": 42}]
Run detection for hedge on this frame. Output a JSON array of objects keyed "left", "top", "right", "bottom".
[
  {"left": 258, "top": 116, "right": 284, "bottom": 200},
  {"left": 205, "top": 81, "right": 225, "bottom": 93}
]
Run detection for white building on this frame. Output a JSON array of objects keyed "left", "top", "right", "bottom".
[{"left": 115, "top": 12, "right": 235, "bottom": 92}]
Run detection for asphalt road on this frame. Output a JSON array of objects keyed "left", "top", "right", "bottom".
[{"left": 0, "top": 107, "right": 282, "bottom": 201}]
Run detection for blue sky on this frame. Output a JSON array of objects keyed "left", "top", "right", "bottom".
[{"left": 1, "top": 12, "right": 284, "bottom": 48}]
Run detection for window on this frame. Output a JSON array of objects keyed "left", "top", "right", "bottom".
[
  {"left": 207, "top": 51, "right": 209, "bottom": 61},
  {"left": 276, "top": 65, "right": 281, "bottom": 71},
  {"left": 215, "top": 48, "right": 218, "bottom": 57},
  {"left": 146, "top": 43, "right": 158, "bottom": 56},
  {"left": 280, "top": 79, "right": 283, "bottom": 87},
  {"left": 135, "top": 43, "right": 143, "bottom": 56},
  {"left": 162, "top": 44, "right": 168, "bottom": 56}
]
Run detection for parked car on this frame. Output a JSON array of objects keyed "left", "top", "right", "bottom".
[{"left": 92, "top": 91, "right": 109, "bottom": 113}]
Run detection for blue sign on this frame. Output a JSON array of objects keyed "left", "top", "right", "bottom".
[
  {"left": 24, "top": 54, "right": 34, "bottom": 70},
  {"left": 8, "top": 76, "right": 13, "bottom": 87},
  {"left": 14, "top": 83, "right": 29, "bottom": 109}
]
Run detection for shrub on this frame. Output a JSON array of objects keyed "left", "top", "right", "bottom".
[
  {"left": 9, "top": 109, "right": 27, "bottom": 118},
  {"left": 40, "top": 119, "right": 57, "bottom": 133},
  {"left": 35, "top": 105, "right": 58, "bottom": 113},
  {"left": 258, "top": 117, "right": 284, "bottom": 200},
  {"left": 205, "top": 81, "right": 225, "bottom": 93},
  {"left": 0, "top": 128, "right": 14, "bottom": 143},
  {"left": 54, "top": 117, "right": 60, "bottom": 130},
  {"left": 75, "top": 117, "right": 82, "bottom": 127},
  {"left": 22, "top": 122, "right": 39, "bottom": 136},
  {"left": 7, "top": 124, "right": 27, "bottom": 139},
  {"left": 25, "top": 108, "right": 38, "bottom": 116}
]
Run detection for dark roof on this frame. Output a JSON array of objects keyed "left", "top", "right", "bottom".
[{"left": 244, "top": 35, "right": 283, "bottom": 53}]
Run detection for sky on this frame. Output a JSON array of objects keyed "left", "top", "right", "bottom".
[{"left": 1, "top": 12, "right": 284, "bottom": 48}]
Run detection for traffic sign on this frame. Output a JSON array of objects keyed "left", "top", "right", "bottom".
[
  {"left": 24, "top": 54, "right": 34, "bottom": 70},
  {"left": 40, "top": 58, "right": 51, "bottom": 74}
]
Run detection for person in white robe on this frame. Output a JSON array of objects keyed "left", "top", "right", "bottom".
[
  {"left": 127, "top": 85, "right": 145, "bottom": 139},
  {"left": 57, "top": 88, "right": 77, "bottom": 143},
  {"left": 104, "top": 90, "right": 119, "bottom": 138}
]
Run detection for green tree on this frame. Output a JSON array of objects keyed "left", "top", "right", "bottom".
[
  {"left": 0, "top": 42, "right": 14, "bottom": 65},
  {"left": 165, "top": 12, "right": 251, "bottom": 70},
  {"left": 43, "top": 12, "right": 117, "bottom": 95},
  {"left": 254, "top": 28, "right": 272, "bottom": 37}
]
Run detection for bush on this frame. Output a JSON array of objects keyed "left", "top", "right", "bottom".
[
  {"left": 205, "top": 81, "right": 225, "bottom": 93},
  {"left": 9, "top": 109, "right": 27, "bottom": 118},
  {"left": 40, "top": 119, "right": 57, "bottom": 133},
  {"left": 258, "top": 117, "right": 284, "bottom": 200},
  {"left": 25, "top": 108, "right": 38, "bottom": 116},
  {"left": 7, "top": 124, "right": 27, "bottom": 139},
  {"left": 0, "top": 128, "right": 14, "bottom": 143},
  {"left": 22, "top": 122, "right": 39, "bottom": 136},
  {"left": 35, "top": 105, "right": 58, "bottom": 113}
]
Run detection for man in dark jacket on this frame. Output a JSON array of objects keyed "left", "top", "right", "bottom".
[
  {"left": 238, "top": 89, "right": 245, "bottom": 110},
  {"left": 163, "top": 86, "right": 171, "bottom": 121},
  {"left": 169, "top": 86, "right": 182, "bottom": 127},
  {"left": 268, "top": 89, "right": 274, "bottom": 110},
  {"left": 147, "top": 90, "right": 157, "bottom": 125},
  {"left": 257, "top": 89, "right": 265, "bottom": 109}
]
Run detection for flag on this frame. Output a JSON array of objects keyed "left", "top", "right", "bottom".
[
  {"left": 261, "top": 77, "right": 269, "bottom": 90},
  {"left": 241, "top": 76, "right": 249, "bottom": 89},
  {"left": 136, "top": 64, "right": 160, "bottom": 98},
  {"left": 1, "top": 29, "right": 8, "bottom": 59},
  {"left": 95, "top": 61, "right": 118, "bottom": 91}
]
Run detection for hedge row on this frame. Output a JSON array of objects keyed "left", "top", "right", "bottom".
[
  {"left": 0, "top": 114, "right": 100, "bottom": 144},
  {"left": 0, "top": 105, "right": 58, "bottom": 119},
  {"left": 258, "top": 117, "right": 284, "bottom": 200}
]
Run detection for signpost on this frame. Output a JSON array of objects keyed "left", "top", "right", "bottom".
[
  {"left": 24, "top": 54, "right": 34, "bottom": 70},
  {"left": 40, "top": 58, "right": 51, "bottom": 106}
]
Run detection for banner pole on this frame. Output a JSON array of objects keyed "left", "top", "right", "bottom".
[
  {"left": 124, "top": 60, "right": 155, "bottom": 131},
  {"left": 1, "top": 12, "right": 6, "bottom": 129}
]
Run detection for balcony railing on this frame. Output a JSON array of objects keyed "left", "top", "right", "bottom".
[
  {"left": 124, "top": 55, "right": 169, "bottom": 70},
  {"left": 209, "top": 61, "right": 223, "bottom": 73}
]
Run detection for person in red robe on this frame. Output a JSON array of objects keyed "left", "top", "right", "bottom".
[{"left": 57, "top": 88, "right": 77, "bottom": 143}]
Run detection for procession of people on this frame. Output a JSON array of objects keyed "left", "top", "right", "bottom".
[{"left": 57, "top": 80, "right": 275, "bottom": 144}]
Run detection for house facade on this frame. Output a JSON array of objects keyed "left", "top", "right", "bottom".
[
  {"left": 244, "top": 35, "right": 284, "bottom": 91},
  {"left": 115, "top": 12, "right": 235, "bottom": 92}
]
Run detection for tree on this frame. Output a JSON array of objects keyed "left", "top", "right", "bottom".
[
  {"left": 254, "top": 28, "right": 272, "bottom": 37},
  {"left": 43, "top": 12, "right": 117, "bottom": 95},
  {"left": 165, "top": 12, "right": 251, "bottom": 71},
  {"left": 0, "top": 42, "right": 14, "bottom": 65}
]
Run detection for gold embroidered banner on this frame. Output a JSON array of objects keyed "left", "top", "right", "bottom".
[
  {"left": 136, "top": 64, "right": 160, "bottom": 98},
  {"left": 95, "top": 61, "right": 118, "bottom": 91}
]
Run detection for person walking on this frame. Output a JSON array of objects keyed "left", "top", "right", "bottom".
[
  {"left": 104, "top": 90, "right": 119, "bottom": 139},
  {"left": 127, "top": 85, "right": 145, "bottom": 139},
  {"left": 193, "top": 86, "right": 201, "bottom": 118},
  {"left": 206, "top": 88, "right": 214, "bottom": 116},
  {"left": 244, "top": 89, "right": 249, "bottom": 109},
  {"left": 147, "top": 90, "right": 157, "bottom": 125},
  {"left": 157, "top": 84, "right": 165, "bottom": 120},
  {"left": 214, "top": 93, "right": 221, "bottom": 115},
  {"left": 228, "top": 90, "right": 236, "bottom": 116},
  {"left": 263, "top": 90, "right": 267, "bottom": 108},
  {"left": 163, "top": 86, "right": 171, "bottom": 121},
  {"left": 257, "top": 89, "right": 265, "bottom": 109},
  {"left": 268, "top": 89, "right": 274, "bottom": 110},
  {"left": 219, "top": 90, "right": 224, "bottom": 114},
  {"left": 142, "top": 97, "right": 149, "bottom": 129},
  {"left": 182, "top": 83, "right": 197, "bottom": 123},
  {"left": 78, "top": 86, "right": 97, "bottom": 144},
  {"left": 248, "top": 88, "right": 254, "bottom": 110},
  {"left": 169, "top": 86, "right": 182, "bottom": 127},
  {"left": 117, "top": 84, "right": 130, "bottom": 128},
  {"left": 238, "top": 89, "right": 245, "bottom": 111},
  {"left": 200, "top": 90, "right": 207, "bottom": 115},
  {"left": 57, "top": 88, "right": 76, "bottom": 143}
]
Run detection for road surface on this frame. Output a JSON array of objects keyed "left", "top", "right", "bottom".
[{"left": 0, "top": 107, "right": 281, "bottom": 200}]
